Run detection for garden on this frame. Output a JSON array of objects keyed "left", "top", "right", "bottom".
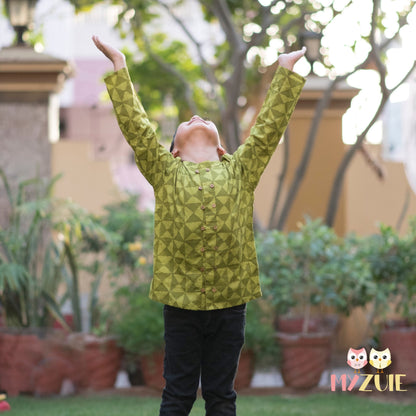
[{"left": 1, "top": 171, "right": 416, "bottom": 409}]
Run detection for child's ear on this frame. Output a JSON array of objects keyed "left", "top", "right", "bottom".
[{"left": 217, "top": 146, "right": 226, "bottom": 156}]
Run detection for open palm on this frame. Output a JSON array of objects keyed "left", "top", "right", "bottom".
[
  {"left": 92, "top": 35, "right": 125, "bottom": 67},
  {"left": 278, "top": 47, "right": 306, "bottom": 71}
]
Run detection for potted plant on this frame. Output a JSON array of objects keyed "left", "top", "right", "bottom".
[
  {"left": 0, "top": 169, "right": 125, "bottom": 396},
  {"left": 365, "top": 218, "right": 416, "bottom": 383},
  {"left": 111, "top": 283, "right": 165, "bottom": 389},
  {"left": 85, "top": 195, "right": 156, "bottom": 387},
  {"left": 0, "top": 171, "right": 73, "bottom": 396},
  {"left": 53, "top": 203, "right": 126, "bottom": 393},
  {"left": 257, "top": 217, "right": 375, "bottom": 389},
  {"left": 94, "top": 195, "right": 154, "bottom": 282}
]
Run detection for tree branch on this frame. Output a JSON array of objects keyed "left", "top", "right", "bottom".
[
  {"left": 269, "top": 127, "right": 290, "bottom": 229},
  {"left": 358, "top": 144, "right": 385, "bottom": 180},
  {"left": 274, "top": 4, "right": 401, "bottom": 230},
  {"left": 325, "top": 58, "right": 416, "bottom": 226},
  {"left": 142, "top": 34, "right": 198, "bottom": 114},
  {"left": 158, "top": 0, "right": 222, "bottom": 111},
  {"left": 206, "top": 0, "right": 244, "bottom": 53},
  {"left": 202, "top": 0, "right": 247, "bottom": 151},
  {"left": 368, "top": 0, "right": 388, "bottom": 93},
  {"left": 396, "top": 188, "right": 411, "bottom": 232},
  {"left": 245, "top": 0, "right": 282, "bottom": 51},
  {"left": 277, "top": 77, "right": 340, "bottom": 230},
  {"left": 273, "top": 0, "right": 416, "bottom": 229}
]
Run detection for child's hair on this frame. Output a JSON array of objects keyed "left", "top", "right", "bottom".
[{"left": 169, "top": 127, "right": 178, "bottom": 153}]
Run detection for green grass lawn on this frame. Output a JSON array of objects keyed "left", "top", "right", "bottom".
[{"left": 7, "top": 393, "right": 416, "bottom": 416}]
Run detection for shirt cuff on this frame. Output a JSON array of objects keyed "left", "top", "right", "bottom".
[
  {"left": 276, "top": 65, "right": 306, "bottom": 83},
  {"left": 104, "top": 67, "right": 130, "bottom": 84}
]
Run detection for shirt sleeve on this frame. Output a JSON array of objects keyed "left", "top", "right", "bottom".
[
  {"left": 104, "top": 67, "right": 172, "bottom": 188},
  {"left": 233, "top": 66, "right": 306, "bottom": 190}
]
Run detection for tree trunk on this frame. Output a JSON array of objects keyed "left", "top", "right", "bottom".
[{"left": 276, "top": 78, "right": 339, "bottom": 230}]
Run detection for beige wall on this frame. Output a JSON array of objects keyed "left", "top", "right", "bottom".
[
  {"left": 339, "top": 146, "right": 416, "bottom": 350},
  {"left": 255, "top": 80, "right": 416, "bottom": 238},
  {"left": 51, "top": 140, "right": 122, "bottom": 215},
  {"left": 51, "top": 140, "right": 124, "bottom": 311},
  {"left": 255, "top": 81, "right": 353, "bottom": 235},
  {"left": 346, "top": 144, "right": 416, "bottom": 236}
]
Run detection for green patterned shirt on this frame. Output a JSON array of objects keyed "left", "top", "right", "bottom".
[{"left": 105, "top": 66, "right": 305, "bottom": 310}]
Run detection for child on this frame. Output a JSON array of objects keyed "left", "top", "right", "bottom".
[{"left": 93, "top": 35, "right": 305, "bottom": 416}]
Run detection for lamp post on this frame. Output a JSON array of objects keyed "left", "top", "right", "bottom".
[
  {"left": 299, "top": 30, "right": 323, "bottom": 74},
  {"left": 5, "top": 0, "right": 38, "bottom": 46}
]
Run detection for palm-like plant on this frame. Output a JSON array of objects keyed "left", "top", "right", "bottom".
[
  {"left": 0, "top": 169, "right": 117, "bottom": 331},
  {"left": 0, "top": 169, "right": 67, "bottom": 328}
]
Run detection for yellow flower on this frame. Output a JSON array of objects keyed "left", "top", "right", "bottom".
[
  {"left": 128, "top": 242, "right": 143, "bottom": 252},
  {"left": 138, "top": 256, "right": 147, "bottom": 265}
]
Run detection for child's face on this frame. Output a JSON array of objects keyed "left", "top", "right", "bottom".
[
  {"left": 171, "top": 115, "right": 225, "bottom": 162},
  {"left": 174, "top": 115, "right": 219, "bottom": 145}
]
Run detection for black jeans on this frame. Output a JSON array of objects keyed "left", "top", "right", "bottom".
[{"left": 159, "top": 303, "right": 246, "bottom": 416}]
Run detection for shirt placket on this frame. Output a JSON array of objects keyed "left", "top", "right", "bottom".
[{"left": 196, "top": 167, "right": 218, "bottom": 307}]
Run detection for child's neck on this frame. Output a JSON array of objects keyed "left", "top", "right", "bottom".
[{"left": 179, "top": 146, "right": 220, "bottom": 163}]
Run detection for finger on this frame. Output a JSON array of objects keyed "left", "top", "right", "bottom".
[
  {"left": 92, "top": 35, "right": 100, "bottom": 48},
  {"left": 92, "top": 35, "right": 104, "bottom": 51},
  {"left": 292, "top": 47, "right": 306, "bottom": 58}
]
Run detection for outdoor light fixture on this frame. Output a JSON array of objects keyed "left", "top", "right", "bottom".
[
  {"left": 299, "top": 30, "right": 323, "bottom": 66},
  {"left": 5, "top": 0, "right": 38, "bottom": 45}
]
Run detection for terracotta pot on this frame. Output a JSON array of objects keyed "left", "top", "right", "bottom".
[
  {"left": 0, "top": 330, "right": 44, "bottom": 396},
  {"left": 0, "top": 330, "right": 123, "bottom": 396},
  {"left": 380, "top": 327, "right": 416, "bottom": 384},
  {"left": 234, "top": 348, "right": 255, "bottom": 390},
  {"left": 277, "top": 331, "right": 332, "bottom": 389},
  {"left": 276, "top": 317, "right": 321, "bottom": 333},
  {"left": 276, "top": 315, "right": 338, "bottom": 334},
  {"left": 81, "top": 335, "right": 123, "bottom": 390},
  {"left": 32, "top": 332, "right": 77, "bottom": 396},
  {"left": 140, "top": 350, "right": 165, "bottom": 389}
]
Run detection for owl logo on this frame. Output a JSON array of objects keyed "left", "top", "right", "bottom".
[
  {"left": 347, "top": 347, "right": 368, "bottom": 373},
  {"left": 369, "top": 348, "right": 392, "bottom": 373}
]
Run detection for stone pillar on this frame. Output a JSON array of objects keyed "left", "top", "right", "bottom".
[{"left": 0, "top": 45, "right": 71, "bottom": 226}]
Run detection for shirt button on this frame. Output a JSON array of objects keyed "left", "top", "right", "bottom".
[
  {"left": 201, "top": 288, "right": 206, "bottom": 293},
  {"left": 201, "top": 205, "right": 205, "bottom": 210},
  {"left": 213, "top": 225, "right": 218, "bottom": 230},
  {"left": 200, "top": 267, "right": 205, "bottom": 272},
  {"left": 212, "top": 203, "right": 216, "bottom": 208},
  {"left": 195, "top": 170, "right": 200, "bottom": 174},
  {"left": 198, "top": 186, "right": 203, "bottom": 190},
  {"left": 210, "top": 184, "right": 214, "bottom": 188},
  {"left": 212, "top": 287, "right": 217, "bottom": 293},
  {"left": 200, "top": 247, "right": 205, "bottom": 252},
  {"left": 205, "top": 168, "right": 210, "bottom": 172},
  {"left": 201, "top": 226, "right": 206, "bottom": 231},
  {"left": 214, "top": 246, "right": 218, "bottom": 251}
]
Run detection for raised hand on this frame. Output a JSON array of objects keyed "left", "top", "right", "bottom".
[
  {"left": 277, "top": 47, "right": 306, "bottom": 71},
  {"left": 92, "top": 35, "right": 126, "bottom": 71}
]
